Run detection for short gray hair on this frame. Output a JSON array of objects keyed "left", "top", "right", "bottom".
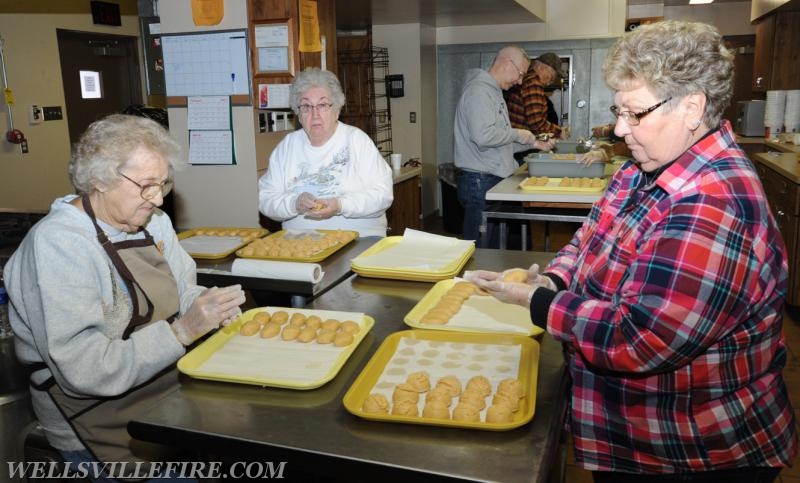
[
  {"left": 289, "top": 67, "right": 346, "bottom": 116},
  {"left": 603, "top": 20, "right": 734, "bottom": 129},
  {"left": 68, "top": 114, "right": 184, "bottom": 195}
]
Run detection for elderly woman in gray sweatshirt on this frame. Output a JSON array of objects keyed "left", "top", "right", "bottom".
[{"left": 4, "top": 114, "right": 246, "bottom": 481}]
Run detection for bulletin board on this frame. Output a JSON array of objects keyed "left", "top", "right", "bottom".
[{"left": 161, "top": 29, "right": 251, "bottom": 104}]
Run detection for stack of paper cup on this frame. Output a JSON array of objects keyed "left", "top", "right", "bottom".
[
  {"left": 764, "top": 90, "right": 787, "bottom": 138},
  {"left": 784, "top": 90, "right": 800, "bottom": 133}
]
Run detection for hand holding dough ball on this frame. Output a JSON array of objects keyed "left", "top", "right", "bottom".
[{"left": 502, "top": 268, "right": 529, "bottom": 283}]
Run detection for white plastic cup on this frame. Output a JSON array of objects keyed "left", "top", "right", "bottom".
[{"left": 390, "top": 153, "right": 403, "bottom": 171}]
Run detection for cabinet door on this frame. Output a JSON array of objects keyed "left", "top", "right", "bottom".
[
  {"left": 771, "top": 11, "right": 800, "bottom": 90},
  {"left": 387, "top": 175, "right": 422, "bottom": 235},
  {"left": 752, "top": 14, "right": 775, "bottom": 92}
]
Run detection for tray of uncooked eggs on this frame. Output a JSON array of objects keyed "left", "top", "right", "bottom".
[
  {"left": 178, "top": 227, "right": 269, "bottom": 259},
  {"left": 177, "top": 307, "right": 374, "bottom": 389},
  {"left": 343, "top": 330, "right": 540, "bottom": 431},
  {"left": 518, "top": 176, "right": 606, "bottom": 193},
  {"left": 404, "top": 278, "right": 543, "bottom": 337},
  {"left": 235, "top": 229, "right": 358, "bottom": 263}
]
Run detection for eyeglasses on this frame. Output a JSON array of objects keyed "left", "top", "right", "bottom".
[
  {"left": 507, "top": 58, "right": 526, "bottom": 80},
  {"left": 117, "top": 170, "right": 173, "bottom": 201},
  {"left": 610, "top": 97, "right": 672, "bottom": 126},
  {"left": 297, "top": 103, "right": 333, "bottom": 114}
]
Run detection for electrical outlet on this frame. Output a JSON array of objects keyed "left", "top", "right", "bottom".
[
  {"left": 410, "top": 112, "right": 416, "bottom": 123},
  {"left": 21, "top": 139, "right": 29, "bottom": 153},
  {"left": 29, "top": 105, "right": 43, "bottom": 124}
]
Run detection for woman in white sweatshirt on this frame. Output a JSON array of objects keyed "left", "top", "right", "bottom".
[{"left": 258, "top": 67, "right": 393, "bottom": 238}]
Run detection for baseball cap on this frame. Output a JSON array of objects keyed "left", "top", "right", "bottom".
[{"left": 536, "top": 53, "right": 566, "bottom": 81}]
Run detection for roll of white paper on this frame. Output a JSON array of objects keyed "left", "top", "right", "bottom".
[{"left": 231, "top": 259, "right": 324, "bottom": 283}]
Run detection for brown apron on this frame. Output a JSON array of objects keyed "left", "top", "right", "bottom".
[{"left": 31, "top": 196, "right": 184, "bottom": 481}]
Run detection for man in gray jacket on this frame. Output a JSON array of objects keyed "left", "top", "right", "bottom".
[{"left": 454, "top": 45, "right": 554, "bottom": 246}]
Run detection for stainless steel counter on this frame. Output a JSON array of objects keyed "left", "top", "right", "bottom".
[
  {"left": 129, "top": 249, "right": 567, "bottom": 482},
  {"left": 193, "top": 236, "right": 375, "bottom": 307}
]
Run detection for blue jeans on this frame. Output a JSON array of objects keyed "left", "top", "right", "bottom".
[
  {"left": 457, "top": 170, "right": 503, "bottom": 247},
  {"left": 60, "top": 449, "right": 198, "bottom": 483}
]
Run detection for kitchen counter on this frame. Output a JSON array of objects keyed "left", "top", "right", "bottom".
[
  {"left": 754, "top": 151, "right": 800, "bottom": 183},
  {"left": 129, "top": 249, "right": 568, "bottom": 482},
  {"left": 193, "top": 236, "right": 375, "bottom": 307},
  {"left": 391, "top": 166, "right": 421, "bottom": 184}
]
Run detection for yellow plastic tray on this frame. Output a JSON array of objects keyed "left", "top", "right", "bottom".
[
  {"left": 178, "top": 307, "right": 374, "bottom": 389},
  {"left": 404, "top": 279, "right": 544, "bottom": 337},
  {"left": 350, "top": 236, "right": 475, "bottom": 282},
  {"left": 178, "top": 227, "right": 268, "bottom": 259},
  {"left": 343, "top": 330, "right": 540, "bottom": 431},
  {"left": 235, "top": 229, "right": 358, "bottom": 263},
  {"left": 518, "top": 177, "right": 607, "bottom": 193}
]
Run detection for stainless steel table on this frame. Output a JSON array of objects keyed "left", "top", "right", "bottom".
[
  {"left": 129, "top": 249, "right": 568, "bottom": 483},
  {"left": 193, "top": 236, "right": 376, "bottom": 307}
]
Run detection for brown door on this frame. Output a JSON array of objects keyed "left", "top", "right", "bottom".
[{"left": 57, "top": 29, "right": 142, "bottom": 144}]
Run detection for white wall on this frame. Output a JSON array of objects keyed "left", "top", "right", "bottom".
[
  {"left": 373, "top": 25, "right": 423, "bottom": 163},
  {"left": 158, "top": 0, "right": 260, "bottom": 229}
]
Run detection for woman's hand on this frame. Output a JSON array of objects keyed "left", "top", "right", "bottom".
[
  {"left": 526, "top": 263, "right": 557, "bottom": 291},
  {"left": 579, "top": 149, "right": 608, "bottom": 166},
  {"left": 304, "top": 198, "right": 340, "bottom": 220},
  {"left": 171, "top": 285, "right": 246, "bottom": 346},
  {"left": 478, "top": 280, "right": 535, "bottom": 307},
  {"left": 295, "top": 192, "right": 318, "bottom": 214}
]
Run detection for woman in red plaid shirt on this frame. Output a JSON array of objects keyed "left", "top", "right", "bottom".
[{"left": 468, "top": 20, "right": 797, "bottom": 483}]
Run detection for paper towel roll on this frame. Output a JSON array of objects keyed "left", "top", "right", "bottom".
[{"left": 231, "top": 259, "right": 324, "bottom": 283}]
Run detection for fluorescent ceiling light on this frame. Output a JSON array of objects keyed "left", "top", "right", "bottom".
[{"left": 689, "top": 0, "right": 714, "bottom": 4}]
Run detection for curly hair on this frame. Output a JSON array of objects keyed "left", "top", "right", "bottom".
[
  {"left": 68, "top": 114, "right": 184, "bottom": 195},
  {"left": 289, "top": 67, "right": 346, "bottom": 116},
  {"left": 603, "top": 20, "right": 734, "bottom": 128}
]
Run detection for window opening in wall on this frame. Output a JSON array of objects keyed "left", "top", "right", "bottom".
[{"left": 80, "top": 70, "right": 103, "bottom": 99}]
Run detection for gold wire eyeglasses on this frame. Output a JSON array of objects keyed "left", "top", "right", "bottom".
[
  {"left": 117, "top": 170, "right": 173, "bottom": 200},
  {"left": 610, "top": 97, "right": 672, "bottom": 126}
]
